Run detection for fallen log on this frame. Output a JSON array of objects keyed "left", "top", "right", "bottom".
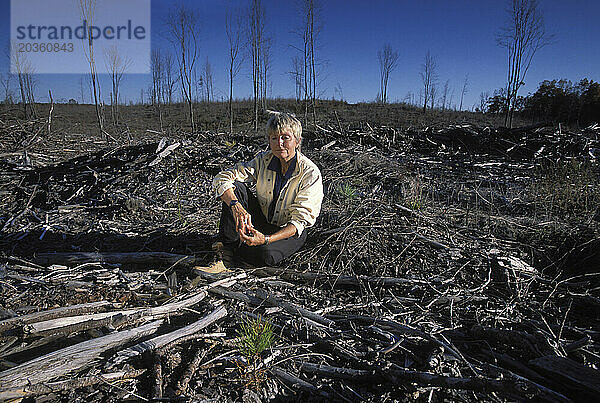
[
  {"left": 298, "top": 362, "right": 571, "bottom": 402},
  {"left": 149, "top": 141, "right": 180, "bottom": 167},
  {"left": 270, "top": 366, "right": 326, "bottom": 396},
  {"left": 470, "top": 325, "right": 555, "bottom": 357},
  {"left": 385, "top": 365, "right": 571, "bottom": 403},
  {"left": 0, "top": 369, "right": 146, "bottom": 400},
  {"left": 299, "top": 362, "right": 376, "bottom": 382},
  {"left": 328, "top": 314, "right": 463, "bottom": 361},
  {"left": 479, "top": 350, "right": 547, "bottom": 385},
  {"left": 24, "top": 290, "right": 207, "bottom": 337},
  {"left": 249, "top": 266, "right": 430, "bottom": 288},
  {"left": 0, "top": 301, "right": 112, "bottom": 334},
  {"left": 110, "top": 306, "right": 227, "bottom": 366},
  {"left": 24, "top": 310, "right": 141, "bottom": 338},
  {"left": 530, "top": 355, "right": 600, "bottom": 396},
  {"left": 151, "top": 352, "right": 163, "bottom": 400},
  {"left": 0, "top": 320, "right": 163, "bottom": 390},
  {"left": 208, "top": 286, "right": 263, "bottom": 305},
  {"left": 254, "top": 288, "right": 335, "bottom": 328},
  {"left": 32, "top": 252, "right": 197, "bottom": 268},
  {"left": 176, "top": 343, "right": 214, "bottom": 396},
  {"left": 0, "top": 334, "right": 63, "bottom": 359}
]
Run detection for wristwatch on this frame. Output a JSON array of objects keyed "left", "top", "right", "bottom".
[
  {"left": 264, "top": 235, "right": 271, "bottom": 245},
  {"left": 229, "top": 199, "right": 239, "bottom": 207}
]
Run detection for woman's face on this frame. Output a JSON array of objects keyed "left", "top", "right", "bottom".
[{"left": 269, "top": 131, "right": 298, "bottom": 162}]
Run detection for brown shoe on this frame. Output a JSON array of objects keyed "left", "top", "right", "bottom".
[{"left": 212, "top": 241, "right": 234, "bottom": 267}]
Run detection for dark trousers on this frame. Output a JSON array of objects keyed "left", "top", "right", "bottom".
[{"left": 218, "top": 181, "right": 307, "bottom": 266}]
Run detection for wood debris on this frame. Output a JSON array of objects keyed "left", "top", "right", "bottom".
[{"left": 1, "top": 119, "right": 599, "bottom": 401}]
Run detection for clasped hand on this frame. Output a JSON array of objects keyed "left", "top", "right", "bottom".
[{"left": 232, "top": 204, "right": 266, "bottom": 246}]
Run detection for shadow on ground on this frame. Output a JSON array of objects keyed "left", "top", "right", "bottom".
[{"left": 0, "top": 227, "right": 215, "bottom": 265}]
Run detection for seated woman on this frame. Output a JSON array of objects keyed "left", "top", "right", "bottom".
[{"left": 212, "top": 112, "right": 323, "bottom": 267}]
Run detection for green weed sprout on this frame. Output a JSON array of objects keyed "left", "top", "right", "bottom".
[{"left": 337, "top": 181, "right": 357, "bottom": 201}]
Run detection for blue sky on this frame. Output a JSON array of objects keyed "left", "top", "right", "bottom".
[{"left": 1, "top": 0, "right": 599, "bottom": 109}]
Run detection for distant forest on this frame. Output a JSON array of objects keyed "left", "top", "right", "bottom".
[{"left": 485, "top": 78, "right": 600, "bottom": 125}]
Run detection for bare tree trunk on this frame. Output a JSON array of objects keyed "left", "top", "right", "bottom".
[
  {"left": 498, "top": 0, "right": 551, "bottom": 128},
  {"left": 303, "top": 32, "right": 309, "bottom": 122},
  {"left": 167, "top": 4, "right": 200, "bottom": 132},
  {"left": 91, "top": 71, "right": 102, "bottom": 132},
  {"left": 248, "top": 0, "right": 264, "bottom": 131},
  {"left": 378, "top": 43, "right": 399, "bottom": 105},
  {"left": 297, "top": 0, "right": 319, "bottom": 127},
  {"left": 17, "top": 73, "right": 27, "bottom": 118},
  {"left": 163, "top": 53, "right": 175, "bottom": 106},
  {"left": 13, "top": 48, "right": 36, "bottom": 119},
  {"left": 79, "top": 77, "right": 85, "bottom": 104},
  {"left": 441, "top": 80, "right": 450, "bottom": 110},
  {"left": 420, "top": 51, "right": 437, "bottom": 112},
  {"left": 309, "top": 2, "right": 316, "bottom": 127},
  {"left": 107, "top": 46, "right": 129, "bottom": 126},
  {"left": 79, "top": 0, "right": 105, "bottom": 137},
  {"left": 151, "top": 49, "right": 163, "bottom": 131},
  {"left": 47, "top": 90, "right": 54, "bottom": 135},
  {"left": 459, "top": 74, "right": 469, "bottom": 111},
  {"left": 229, "top": 67, "right": 233, "bottom": 133},
  {"left": 0, "top": 72, "right": 14, "bottom": 104}
]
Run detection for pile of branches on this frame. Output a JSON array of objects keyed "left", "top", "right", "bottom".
[
  {"left": 0, "top": 251, "right": 598, "bottom": 401},
  {"left": 313, "top": 120, "right": 600, "bottom": 161},
  {"left": 1, "top": 121, "right": 599, "bottom": 401}
]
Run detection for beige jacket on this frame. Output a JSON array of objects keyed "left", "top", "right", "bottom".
[{"left": 213, "top": 150, "right": 323, "bottom": 236}]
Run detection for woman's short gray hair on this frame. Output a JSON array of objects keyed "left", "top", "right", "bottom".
[{"left": 266, "top": 112, "right": 302, "bottom": 149}]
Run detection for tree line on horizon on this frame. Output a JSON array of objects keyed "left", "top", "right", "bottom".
[{"left": 484, "top": 78, "right": 600, "bottom": 126}]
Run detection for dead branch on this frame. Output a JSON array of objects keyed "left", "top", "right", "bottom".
[
  {"left": 254, "top": 288, "right": 335, "bottom": 328},
  {"left": 0, "top": 369, "right": 146, "bottom": 400},
  {"left": 0, "top": 320, "right": 163, "bottom": 390},
  {"left": 109, "top": 306, "right": 227, "bottom": 366},
  {"left": 0, "top": 301, "right": 112, "bottom": 334},
  {"left": 32, "top": 252, "right": 197, "bottom": 268},
  {"left": 22, "top": 290, "right": 207, "bottom": 337}
]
